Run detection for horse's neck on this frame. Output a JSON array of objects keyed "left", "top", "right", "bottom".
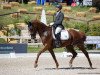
[
  {"left": 37, "top": 23, "right": 51, "bottom": 44},
  {"left": 37, "top": 24, "right": 50, "bottom": 45}
]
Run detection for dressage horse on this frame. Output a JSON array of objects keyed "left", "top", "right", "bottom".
[{"left": 26, "top": 20, "right": 92, "bottom": 69}]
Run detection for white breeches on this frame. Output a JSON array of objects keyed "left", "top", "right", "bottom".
[{"left": 55, "top": 27, "right": 62, "bottom": 34}]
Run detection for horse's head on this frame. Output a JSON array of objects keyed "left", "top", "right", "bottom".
[
  {"left": 26, "top": 20, "right": 50, "bottom": 40},
  {"left": 26, "top": 21, "right": 37, "bottom": 39}
]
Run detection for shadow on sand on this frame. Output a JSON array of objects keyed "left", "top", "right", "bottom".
[{"left": 45, "top": 67, "right": 96, "bottom": 70}]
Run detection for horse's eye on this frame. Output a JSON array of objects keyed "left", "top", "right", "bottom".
[{"left": 29, "top": 26, "right": 33, "bottom": 29}]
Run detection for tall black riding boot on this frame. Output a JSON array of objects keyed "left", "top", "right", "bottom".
[{"left": 55, "top": 33, "right": 61, "bottom": 48}]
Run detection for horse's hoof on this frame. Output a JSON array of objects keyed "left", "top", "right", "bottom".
[
  {"left": 56, "top": 64, "right": 59, "bottom": 69},
  {"left": 56, "top": 67, "right": 59, "bottom": 70},
  {"left": 56, "top": 66, "right": 59, "bottom": 70},
  {"left": 90, "top": 66, "right": 93, "bottom": 69},
  {"left": 34, "top": 64, "right": 38, "bottom": 68},
  {"left": 69, "top": 63, "right": 72, "bottom": 68}
]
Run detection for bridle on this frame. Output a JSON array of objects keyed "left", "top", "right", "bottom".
[{"left": 27, "top": 21, "right": 37, "bottom": 39}]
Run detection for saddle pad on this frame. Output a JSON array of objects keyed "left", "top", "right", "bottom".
[
  {"left": 52, "top": 30, "right": 70, "bottom": 40},
  {"left": 61, "top": 30, "right": 70, "bottom": 40}
]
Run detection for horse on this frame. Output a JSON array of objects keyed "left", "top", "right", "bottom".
[{"left": 26, "top": 20, "right": 93, "bottom": 69}]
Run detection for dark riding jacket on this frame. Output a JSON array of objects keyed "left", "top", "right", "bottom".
[{"left": 53, "top": 11, "right": 64, "bottom": 29}]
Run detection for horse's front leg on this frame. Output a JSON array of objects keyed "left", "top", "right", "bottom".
[
  {"left": 48, "top": 49, "right": 59, "bottom": 69},
  {"left": 34, "top": 44, "right": 48, "bottom": 68}
]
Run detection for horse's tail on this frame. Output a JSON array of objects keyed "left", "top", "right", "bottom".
[
  {"left": 80, "top": 32, "right": 86, "bottom": 42},
  {"left": 82, "top": 35, "right": 86, "bottom": 41}
]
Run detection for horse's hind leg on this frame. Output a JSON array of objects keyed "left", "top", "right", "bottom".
[
  {"left": 66, "top": 45, "right": 77, "bottom": 68},
  {"left": 77, "top": 44, "right": 93, "bottom": 68},
  {"left": 48, "top": 49, "right": 59, "bottom": 69}
]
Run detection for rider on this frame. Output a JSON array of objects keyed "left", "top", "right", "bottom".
[{"left": 51, "top": 4, "right": 64, "bottom": 48}]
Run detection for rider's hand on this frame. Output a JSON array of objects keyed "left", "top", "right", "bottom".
[{"left": 50, "top": 22, "right": 54, "bottom": 26}]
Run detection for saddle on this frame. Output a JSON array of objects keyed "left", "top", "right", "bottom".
[
  {"left": 52, "top": 27, "right": 70, "bottom": 48},
  {"left": 52, "top": 28, "right": 70, "bottom": 40}
]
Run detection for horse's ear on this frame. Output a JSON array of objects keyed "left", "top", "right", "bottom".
[
  {"left": 25, "top": 21, "right": 30, "bottom": 25},
  {"left": 25, "top": 21, "right": 33, "bottom": 29}
]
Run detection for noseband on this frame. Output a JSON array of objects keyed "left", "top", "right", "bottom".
[{"left": 27, "top": 21, "right": 36, "bottom": 39}]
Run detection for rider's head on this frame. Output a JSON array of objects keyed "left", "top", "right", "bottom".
[{"left": 56, "top": 4, "right": 62, "bottom": 11}]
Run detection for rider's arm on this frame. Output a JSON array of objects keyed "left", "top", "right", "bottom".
[{"left": 54, "top": 13, "right": 64, "bottom": 25}]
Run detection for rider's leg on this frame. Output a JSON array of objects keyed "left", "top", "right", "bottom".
[
  {"left": 55, "top": 27, "right": 62, "bottom": 47},
  {"left": 55, "top": 27, "right": 62, "bottom": 35}
]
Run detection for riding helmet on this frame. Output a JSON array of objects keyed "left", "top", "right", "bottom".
[{"left": 56, "top": 4, "right": 62, "bottom": 10}]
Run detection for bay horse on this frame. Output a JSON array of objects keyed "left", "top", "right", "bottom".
[{"left": 26, "top": 20, "right": 92, "bottom": 69}]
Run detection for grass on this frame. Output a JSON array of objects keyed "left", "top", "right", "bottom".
[
  {"left": 28, "top": 46, "right": 64, "bottom": 53},
  {"left": 0, "top": 4, "right": 99, "bottom": 30},
  {"left": 0, "top": 38, "right": 6, "bottom": 43},
  {"left": 0, "top": 4, "right": 98, "bottom": 24}
]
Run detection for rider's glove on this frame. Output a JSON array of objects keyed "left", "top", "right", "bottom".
[{"left": 50, "top": 22, "right": 54, "bottom": 26}]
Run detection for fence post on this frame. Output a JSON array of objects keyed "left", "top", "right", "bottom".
[
  {"left": 7, "top": 28, "right": 9, "bottom": 43},
  {"left": 16, "top": 12, "right": 19, "bottom": 18}
]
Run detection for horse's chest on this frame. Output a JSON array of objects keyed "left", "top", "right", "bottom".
[
  {"left": 43, "top": 31, "right": 48, "bottom": 36},
  {"left": 41, "top": 31, "right": 48, "bottom": 41}
]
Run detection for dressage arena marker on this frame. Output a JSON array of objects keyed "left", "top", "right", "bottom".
[
  {"left": 41, "top": 9, "right": 47, "bottom": 25},
  {"left": 10, "top": 52, "right": 16, "bottom": 58}
]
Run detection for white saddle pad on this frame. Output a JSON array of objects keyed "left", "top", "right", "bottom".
[{"left": 52, "top": 30, "right": 70, "bottom": 40}]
